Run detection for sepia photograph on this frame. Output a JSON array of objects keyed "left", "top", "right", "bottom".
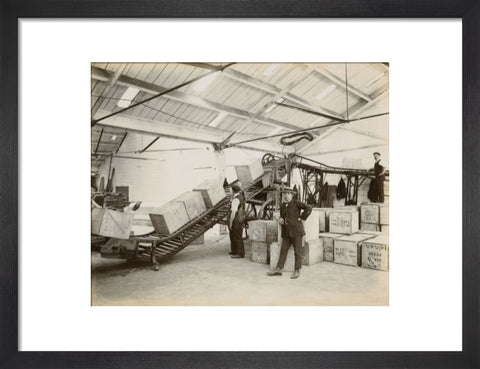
[{"left": 90, "top": 62, "right": 389, "bottom": 306}]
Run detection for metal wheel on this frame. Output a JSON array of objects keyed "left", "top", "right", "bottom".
[
  {"left": 259, "top": 200, "right": 276, "bottom": 220},
  {"left": 245, "top": 202, "right": 257, "bottom": 221},
  {"left": 262, "top": 153, "right": 276, "bottom": 165}
]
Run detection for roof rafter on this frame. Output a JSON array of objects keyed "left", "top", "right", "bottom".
[
  {"left": 222, "top": 71, "right": 316, "bottom": 144},
  {"left": 299, "top": 89, "right": 389, "bottom": 154},
  {"left": 94, "top": 110, "right": 288, "bottom": 155},
  {"left": 91, "top": 66, "right": 303, "bottom": 132},
  {"left": 306, "top": 63, "right": 372, "bottom": 102},
  {"left": 181, "top": 62, "right": 345, "bottom": 121}
]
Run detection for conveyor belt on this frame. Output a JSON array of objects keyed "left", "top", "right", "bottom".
[{"left": 100, "top": 197, "right": 231, "bottom": 265}]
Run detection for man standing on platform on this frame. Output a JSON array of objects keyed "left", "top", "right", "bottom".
[
  {"left": 373, "top": 152, "right": 386, "bottom": 203},
  {"left": 267, "top": 187, "right": 312, "bottom": 279}
]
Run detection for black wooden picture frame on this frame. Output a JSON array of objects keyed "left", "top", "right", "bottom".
[{"left": 1, "top": 1, "right": 479, "bottom": 368}]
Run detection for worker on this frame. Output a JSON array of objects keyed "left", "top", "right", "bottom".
[
  {"left": 228, "top": 183, "right": 246, "bottom": 259},
  {"left": 267, "top": 187, "right": 312, "bottom": 279},
  {"left": 373, "top": 152, "right": 386, "bottom": 203}
]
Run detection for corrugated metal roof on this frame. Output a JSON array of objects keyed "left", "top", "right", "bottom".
[{"left": 91, "top": 62, "right": 389, "bottom": 171}]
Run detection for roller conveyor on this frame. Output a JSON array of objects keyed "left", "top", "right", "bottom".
[{"left": 100, "top": 196, "right": 231, "bottom": 268}]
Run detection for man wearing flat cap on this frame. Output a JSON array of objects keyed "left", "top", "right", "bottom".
[
  {"left": 228, "top": 183, "right": 246, "bottom": 258},
  {"left": 267, "top": 187, "right": 312, "bottom": 279}
]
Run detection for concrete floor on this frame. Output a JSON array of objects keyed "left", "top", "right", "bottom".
[{"left": 91, "top": 232, "right": 389, "bottom": 306}]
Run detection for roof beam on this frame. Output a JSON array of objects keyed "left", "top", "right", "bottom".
[
  {"left": 298, "top": 89, "right": 388, "bottom": 154},
  {"left": 306, "top": 64, "right": 372, "bottom": 102},
  {"left": 339, "top": 126, "right": 388, "bottom": 142},
  {"left": 225, "top": 68, "right": 345, "bottom": 121},
  {"left": 306, "top": 143, "right": 388, "bottom": 156},
  {"left": 94, "top": 110, "right": 287, "bottom": 154},
  {"left": 92, "top": 66, "right": 302, "bottom": 132},
  {"left": 222, "top": 71, "right": 316, "bottom": 144},
  {"left": 180, "top": 63, "right": 345, "bottom": 121}
]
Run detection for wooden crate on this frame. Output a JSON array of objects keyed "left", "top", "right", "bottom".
[
  {"left": 173, "top": 191, "right": 207, "bottom": 220},
  {"left": 329, "top": 209, "right": 359, "bottom": 234},
  {"left": 334, "top": 233, "right": 376, "bottom": 267},
  {"left": 251, "top": 241, "right": 269, "bottom": 264},
  {"left": 313, "top": 208, "right": 330, "bottom": 232},
  {"left": 318, "top": 233, "right": 344, "bottom": 262},
  {"left": 128, "top": 202, "right": 164, "bottom": 227},
  {"left": 360, "top": 203, "right": 389, "bottom": 224},
  {"left": 91, "top": 208, "right": 134, "bottom": 239},
  {"left": 193, "top": 178, "right": 226, "bottom": 208},
  {"left": 248, "top": 220, "right": 278, "bottom": 243},
  {"left": 304, "top": 210, "right": 319, "bottom": 240},
  {"left": 303, "top": 238, "right": 324, "bottom": 266},
  {"left": 270, "top": 241, "right": 296, "bottom": 272},
  {"left": 218, "top": 224, "right": 229, "bottom": 235},
  {"left": 361, "top": 234, "right": 389, "bottom": 271},
  {"left": 358, "top": 229, "right": 382, "bottom": 236},
  {"left": 235, "top": 159, "right": 264, "bottom": 183},
  {"left": 149, "top": 201, "right": 190, "bottom": 235},
  {"left": 360, "top": 222, "right": 381, "bottom": 232}
]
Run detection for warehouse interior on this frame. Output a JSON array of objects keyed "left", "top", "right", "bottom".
[{"left": 91, "top": 62, "right": 389, "bottom": 306}]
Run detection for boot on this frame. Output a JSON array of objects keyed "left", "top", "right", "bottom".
[
  {"left": 267, "top": 268, "right": 282, "bottom": 276},
  {"left": 291, "top": 269, "right": 300, "bottom": 279}
]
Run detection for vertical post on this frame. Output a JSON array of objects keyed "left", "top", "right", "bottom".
[{"left": 212, "top": 149, "right": 226, "bottom": 181}]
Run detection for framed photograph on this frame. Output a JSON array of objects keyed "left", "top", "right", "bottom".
[{"left": 2, "top": 1, "right": 478, "bottom": 368}]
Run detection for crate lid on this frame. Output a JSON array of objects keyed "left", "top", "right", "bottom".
[
  {"left": 319, "top": 232, "right": 345, "bottom": 238},
  {"left": 361, "top": 202, "right": 389, "bottom": 208},
  {"left": 337, "top": 233, "right": 376, "bottom": 242},
  {"left": 361, "top": 234, "right": 389, "bottom": 245},
  {"left": 329, "top": 208, "right": 358, "bottom": 213}
]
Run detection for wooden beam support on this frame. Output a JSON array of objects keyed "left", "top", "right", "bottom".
[
  {"left": 339, "top": 126, "right": 388, "bottom": 142},
  {"left": 184, "top": 63, "right": 345, "bottom": 121},
  {"left": 306, "top": 143, "right": 388, "bottom": 156},
  {"left": 298, "top": 89, "right": 389, "bottom": 154},
  {"left": 94, "top": 110, "right": 286, "bottom": 154},
  {"left": 306, "top": 64, "right": 372, "bottom": 102},
  {"left": 94, "top": 128, "right": 104, "bottom": 156},
  {"left": 92, "top": 66, "right": 302, "bottom": 131},
  {"left": 115, "top": 132, "right": 128, "bottom": 154}
]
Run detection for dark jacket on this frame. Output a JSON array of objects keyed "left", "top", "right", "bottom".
[
  {"left": 280, "top": 199, "right": 312, "bottom": 237},
  {"left": 374, "top": 160, "right": 386, "bottom": 180}
]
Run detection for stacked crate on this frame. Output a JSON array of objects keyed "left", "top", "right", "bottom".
[
  {"left": 149, "top": 201, "right": 191, "bottom": 235},
  {"left": 302, "top": 209, "right": 323, "bottom": 266},
  {"left": 91, "top": 208, "right": 134, "bottom": 239},
  {"left": 234, "top": 159, "right": 264, "bottom": 183},
  {"left": 360, "top": 234, "right": 389, "bottom": 271},
  {"left": 248, "top": 220, "right": 278, "bottom": 264},
  {"left": 360, "top": 203, "right": 389, "bottom": 235},
  {"left": 172, "top": 191, "right": 207, "bottom": 220},
  {"left": 193, "top": 178, "right": 226, "bottom": 208},
  {"left": 333, "top": 233, "right": 376, "bottom": 267},
  {"left": 149, "top": 178, "right": 225, "bottom": 236},
  {"left": 329, "top": 208, "right": 359, "bottom": 234},
  {"left": 320, "top": 207, "right": 361, "bottom": 263},
  {"left": 318, "top": 232, "right": 343, "bottom": 262},
  {"left": 313, "top": 208, "right": 331, "bottom": 233}
]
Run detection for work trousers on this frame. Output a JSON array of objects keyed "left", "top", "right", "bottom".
[
  {"left": 229, "top": 218, "right": 244, "bottom": 256},
  {"left": 376, "top": 177, "right": 385, "bottom": 203},
  {"left": 277, "top": 233, "right": 303, "bottom": 271}
]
